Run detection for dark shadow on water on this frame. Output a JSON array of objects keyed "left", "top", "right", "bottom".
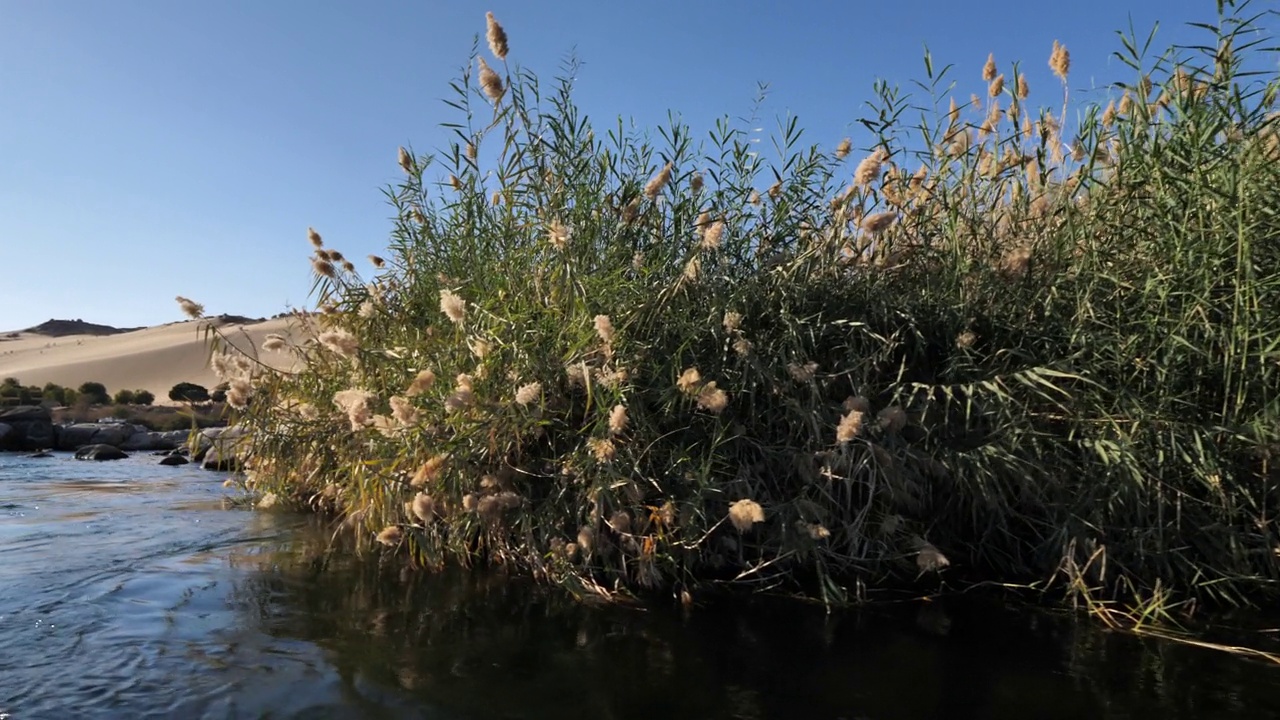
[{"left": 228, "top": 526, "right": 1280, "bottom": 720}]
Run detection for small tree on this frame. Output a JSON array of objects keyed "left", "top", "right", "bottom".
[
  {"left": 113, "top": 389, "right": 136, "bottom": 405},
  {"left": 78, "top": 381, "right": 110, "bottom": 405},
  {"left": 133, "top": 390, "right": 155, "bottom": 406},
  {"left": 168, "top": 382, "right": 210, "bottom": 404},
  {"left": 43, "top": 382, "right": 67, "bottom": 406}
]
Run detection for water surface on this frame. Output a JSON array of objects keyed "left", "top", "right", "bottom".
[{"left": 2, "top": 452, "right": 1279, "bottom": 719}]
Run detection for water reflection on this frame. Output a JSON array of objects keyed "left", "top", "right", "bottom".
[
  {"left": 3, "top": 453, "right": 1279, "bottom": 720},
  {"left": 230, "top": 527, "right": 1280, "bottom": 720}
]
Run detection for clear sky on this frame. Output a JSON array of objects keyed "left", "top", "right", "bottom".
[{"left": 0, "top": 0, "right": 1266, "bottom": 331}]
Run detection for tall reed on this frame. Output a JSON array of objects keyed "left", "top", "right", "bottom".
[{"left": 197, "top": 3, "right": 1280, "bottom": 619}]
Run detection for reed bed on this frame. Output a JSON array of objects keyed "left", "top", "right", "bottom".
[{"left": 196, "top": 3, "right": 1280, "bottom": 621}]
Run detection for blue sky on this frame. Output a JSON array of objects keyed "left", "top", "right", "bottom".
[{"left": 0, "top": 0, "right": 1266, "bottom": 330}]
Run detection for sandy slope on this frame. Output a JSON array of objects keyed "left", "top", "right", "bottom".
[{"left": 0, "top": 318, "right": 298, "bottom": 402}]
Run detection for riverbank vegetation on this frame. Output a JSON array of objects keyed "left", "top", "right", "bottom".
[{"left": 205, "top": 3, "right": 1279, "bottom": 623}]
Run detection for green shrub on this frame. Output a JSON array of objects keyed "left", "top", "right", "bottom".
[
  {"left": 168, "top": 382, "right": 209, "bottom": 404},
  {"left": 43, "top": 382, "right": 67, "bottom": 406},
  {"left": 203, "top": 6, "right": 1280, "bottom": 619},
  {"left": 77, "top": 382, "right": 110, "bottom": 405},
  {"left": 113, "top": 389, "right": 136, "bottom": 405},
  {"left": 133, "top": 390, "right": 155, "bottom": 406}
]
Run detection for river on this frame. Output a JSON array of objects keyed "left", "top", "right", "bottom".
[{"left": 2, "top": 452, "right": 1279, "bottom": 719}]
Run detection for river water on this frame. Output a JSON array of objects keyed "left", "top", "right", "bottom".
[{"left": 3, "top": 452, "right": 1280, "bottom": 719}]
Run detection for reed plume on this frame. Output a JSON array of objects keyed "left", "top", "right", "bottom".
[
  {"left": 485, "top": 12, "right": 508, "bottom": 60},
  {"left": 478, "top": 57, "right": 504, "bottom": 103}
]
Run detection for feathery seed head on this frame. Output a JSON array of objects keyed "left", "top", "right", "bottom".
[
  {"left": 406, "top": 369, "right": 436, "bottom": 396},
  {"left": 547, "top": 219, "right": 571, "bottom": 250},
  {"left": 728, "top": 498, "right": 765, "bottom": 532},
  {"left": 843, "top": 395, "right": 871, "bottom": 413},
  {"left": 577, "top": 526, "right": 595, "bottom": 553},
  {"left": 917, "top": 540, "right": 951, "bottom": 572},
  {"left": 989, "top": 74, "right": 1005, "bottom": 97},
  {"left": 318, "top": 328, "right": 359, "bottom": 358},
  {"left": 227, "top": 378, "right": 252, "bottom": 410},
  {"left": 515, "top": 382, "right": 542, "bottom": 406},
  {"left": 695, "top": 382, "right": 728, "bottom": 414},
  {"left": 308, "top": 227, "right": 323, "bottom": 248},
  {"left": 332, "top": 388, "right": 377, "bottom": 431},
  {"left": 835, "top": 137, "right": 852, "bottom": 160},
  {"left": 861, "top": 211, "right": 897, "bottom": 234},
  {"left": 411, "top": 493, "right": 436, "bottom": 523},
  {"left": 787, "top": 361, "right": 818, "bottom": 383},
  {"left": 477, "top": 57, "right": 504, "bottom": 103},
  {"left": 1050, "top": 40, "right": 1070, "bottom": 82},
  {"left": 690, "top": 171, "right": 704, "bottom": 193},
  {"left": 376, "top": 526, "right": 402, "bottom": 546},
  {"left": 836, "top": 410, "right": 864, "bottom": 443},
  {"left": 368, "top": 255, "right": 385, "bottom": 268},
  {"left": 444, "top": 388, "right": 473, "bottom": 413},
  {"left": 410, "top": 454, "right": 448, "bottom": 488},
  {"left": 439, "top": 289, "right": 466, "bottom": 324},
  {"left": 593, "top": 314, "right": 615, "bottom": 346},
  {"left": 468, "top": 337, "right": 492, "bottom": 359},
  {"left": 312, "top": 257, "right": 336, "bottom": 278},
  {"left": 701, "top": 219, "right": 725, "bottom": 250},
  {"left": 608, "top": 404, "right": 629, "bottom": 435},
  {"left": 1001, "top": 246, "right": 1032, "bottom": 278},
  {"left": 853, "top": 148, "right": 886, "bottom": 188},
  {"left": 644, "top": 162, "right": 673, "bottom": 199},
  {"left": 398, "top": 146, "right": 413, "bottom": 174},
  {"left": 175, "top": 296, "right": 204, "bottom": 320},
  {"left": 389, "top": 395, "right": 419, "bottom": 427},
  {"left": 588, "top": 437, "right": 617, "bottom": 463},
  {"left": 878, "top": 405, "right": 907, "bottom": 433},
  {"left": 262, "top": 334, "right": 286, "bottom": 352},
  {"left": 982, "top": 53, "right": 997, "bottom": 82},
  {"left": 955, "top": 330, "right": 977, "bottom": 349},
  {"left": 485, "top": 12, "right": 508, "bottom": 60},
  {"left": 682, "top": 257, "right": 700, "bottom": 282},
  {"left": 722, "top": 311, "right": 743, "bottom": 332},
  {"left": 677, "top": 367, "right": 702, "bottom": 395}
]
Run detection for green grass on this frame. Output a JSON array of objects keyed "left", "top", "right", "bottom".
[{"left": 204, "top": 2, "right": 1280, "bottom": 622}]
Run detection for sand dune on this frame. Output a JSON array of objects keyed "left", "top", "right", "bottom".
[{"left": 0, "top": 318, "right": 299, "bottom": 403}]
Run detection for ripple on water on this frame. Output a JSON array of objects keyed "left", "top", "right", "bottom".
[{"left": 5, "top": 453, "right": 1280, "bottom": 720}]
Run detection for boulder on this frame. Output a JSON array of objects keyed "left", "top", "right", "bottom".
[
  {"left": 190, "top": 427, "right": 228, "bottom": 462},
  {"left": 86, "top": 423, "right": 136, "bottom": 449},
  {"left": 121, "top": 430, "right": 182, "bottom": 452},
  {"left": 0, "top": 406, "right": 54, "bottom": 451},
  {"left": 55, "top": 424, "right": 99, "bottom": 450},
  {"left": 201, "top": 426, "right": 250, "bottom": 471},
  {"left": 159, "top": 454, "right": 189, "bottom": 466},
  {"left": 74, "top": 444, "right": 128, "bottom": 461}
]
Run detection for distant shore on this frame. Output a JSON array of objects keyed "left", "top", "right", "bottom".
[{"left": 0, "top": 316, "right": 297, "bottom": 402}]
